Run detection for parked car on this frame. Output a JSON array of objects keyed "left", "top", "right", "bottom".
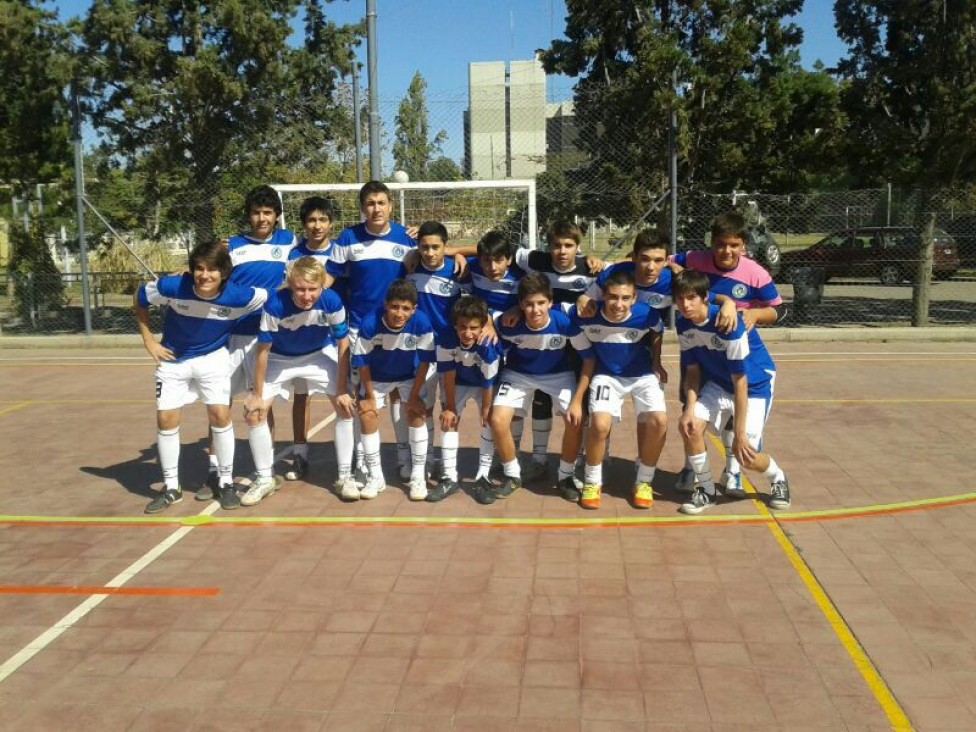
[
  {"left": 676, "top": 224, "right": 781, "bottom": 277},
  {"left": 779, "top": 226, "right": 959, "bottom": 285},
  {"left": 941, "top": 215, "right": 976, "bottom": 266}
]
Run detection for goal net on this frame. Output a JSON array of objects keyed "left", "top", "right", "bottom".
[{"left": 272, "top": 180, "right": 538, "bottom": 249}]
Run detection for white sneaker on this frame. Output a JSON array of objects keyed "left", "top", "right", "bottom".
[
  {"left": 338, "top": 476, "right": 361, "bottom": 502},
  {"left": 240, "top": 475, "right": 280, "bottom": 506},
  {"left": 720, "top": 471, "right": 746, "bottom": 499},
  {"left": 408, "top": 478, "right": 428, "bottom": 501},
  {"left": 360, "top": 475, "right": 385, "bottom": 500}
]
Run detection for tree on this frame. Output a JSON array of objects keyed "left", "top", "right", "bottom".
[
  {"left": 427, "top": 156, "right": 462, "bottom": 182},
  {"left": 77, "top": 0, "right": 363, "bottom": 242},
  {"left": 0, "top": 1, "right": 72, "bottom": 194},
  {"left": 393, "top": 71, "right": 447, "bottom": 181},
  {"left": 542, "top": 1, "right": 846, "bottom": 223}
]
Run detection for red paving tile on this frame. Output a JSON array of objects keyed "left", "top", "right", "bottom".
[{"left": 2, "top": 343, "right": 976, "bottom": 729}]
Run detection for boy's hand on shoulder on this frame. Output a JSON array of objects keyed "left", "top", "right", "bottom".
[
  {"left": 584, "top": 255, "right": 606, "bottom": 274},
  {"left": 406, "top": 225, "right": 419, "bottom": 239},
  {"left": 741, "top": 309, "right": 760, "bottom": 331},
  {"left": 715, "top": 299, "right": 739, "bottom": 333},
  {"left": 402, "top": 249, "right": 420, "bottom": 273},
  {"left": 576, "top": 295, "right": 597, "bottom": 318},
  {"left": 439, "top": 409, "right": 458, "bottom": 431},
  {"left": 478, "top": 320, "right": 499, "bottom": 346},
  {"left": 499, "top": 305, "right": 521, "bottom": 328},
  {"left": 452, "top": 253, "right": 468, "bottom": 277}
]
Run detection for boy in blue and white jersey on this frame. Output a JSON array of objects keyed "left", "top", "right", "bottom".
[
  {"left": 285, "top": 196, "right": 344, "bottom": 482},
  {"left": 672, "top": 269, "right": 790, "bottom": 515},
  {"left": 428, "top": 296, "right": 502, "bottom": 504},
  {"left": 577, "top": 229, "right": 674, "bottom": 319},
  {"left": 135, "top": 241, "right": 268, "bottom": 514},
  {"left": 569, "top": 268, "right": 668, "bottom": 511},
  {"left": 487, "top": 274, "right": 588, "bottom": 505},
  {"left": 464, "top": 231, "right": 525, "bottom": 318},
  {"left": 352, "top": 280, "right": 437, "bottom": 502},
  {"left": 241, "top": 257, "right": 355, "bottom": 507}
]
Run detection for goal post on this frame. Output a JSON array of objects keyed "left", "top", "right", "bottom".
[{"left": 272, "top": 179, "right": 538, "bottom": 250}]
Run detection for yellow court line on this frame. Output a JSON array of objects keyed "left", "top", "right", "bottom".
[
  {"left": 708, "top": 436, "right": 913, "bottom": 731},
  {"left": 0, "top": 363, "right": 151, "bottom": 368},
  {"left": 0, "top": 402, "right": 32, "bottom": 417}
]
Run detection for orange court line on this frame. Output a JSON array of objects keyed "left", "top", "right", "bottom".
[{"left": 0, "top": 585, "right": 219, "bottom": 597}]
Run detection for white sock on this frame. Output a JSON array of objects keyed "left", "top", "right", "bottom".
[
  {"left": 211, "top": 423, "right": 235, "bottom": 487},
  {"left": 511, "top": 418, "right": 524, "bottom": 451},
  {"left": 353, "top": 417, "right": 365, "bottom": 472},
  {"left": 502, "top": 458, "right": 521, "bottom": 479},
  {"left": 584, "top": 463, "right": 602, "bottom": 486},
  {"left": 362, "top": 431, "right": 383, "bottom": 481},
  {"left": 208, "top": 452, "right": 218, "bottom": 472},
  {"left": 293, "top": 442, "right": 308, "bottom": 459},
  {"left": 764, "top": 458, "right": 785, "bottom": 484},
  {"left": 335, "top": 416, "right": 354, "bottom": 479},
  {"left": 426, "top": 416, "right": 436, "bottom": 464},
  {"left": 391, "top": 401, "right": 409, "bottom": 467},
  {"left": 157, "top": 428, "right": 180, "bottom": 491},
  {"left": 441, "top": 430, "right": 459, "bottom": 481},
  {"left": 722, "top": 430, "right": 740, "bottom": 476},
  {"left": 248, "top": 421, "right": 274, "bottom": 479},
  {"left": 476, "top": 425, "right": 494, "bottom": 480},
  {"left": 532, "top": 417, "right": 551, "bottom": 464},
  {"left": 557, "top": 459, "right": 575, "bottom": 482},
  {"left": 636, "top": 462, "right": 655, "bottom": 485},
  {"left": 688, "top": 452, "right": 715, "bottom": 496},
  {"left": 409, "top": 424, "right": 428, "bottom": 482}
]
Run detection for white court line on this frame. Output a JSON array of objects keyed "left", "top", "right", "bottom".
[{"left": 0, "top": 411, "right": 336, "bottom": 684}]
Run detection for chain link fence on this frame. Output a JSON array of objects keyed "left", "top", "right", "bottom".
[{"left": 3, "top": 85, "right": 975, "bottom": 334}]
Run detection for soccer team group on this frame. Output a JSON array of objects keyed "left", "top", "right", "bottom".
[{"left": 136, "top": 181, "right": 791, "bottom": 516}]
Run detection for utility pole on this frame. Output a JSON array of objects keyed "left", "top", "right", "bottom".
[
  {"left": 70, "top": 81, "right": 93, "bottom": 336},
  {"left": 366, "top": 0, "right": 381, "bottom": 181},
  {"left": 351, "top": 59, "right": 364, "bottom": 184}
]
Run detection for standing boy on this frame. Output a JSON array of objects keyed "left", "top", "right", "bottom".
[
  {"left": 353, "top": 280, "right": 437, "bottom": 502},
  {"left": 569, "top": 268, "right": 668, "bottom": 510},
  {"left": 135, "top": 241, "right": 268, "bottom": 513},
  {"left": 672, "top": 269, "right": 790, "bottom": 514}
]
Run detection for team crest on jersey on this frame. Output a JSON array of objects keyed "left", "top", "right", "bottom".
[
  {"left": 214, "top": 307, "right": 231, "bottom": 318},
  {"left": 574, "top": 278, "right": 586, "bottom": 289},
  {"left": 731, "top": 283, "right": 748, "bottom": 299},
  {"left": 549, "top": 336, "right": 564, "bottom": 348},
  {"left": 404, "top": 335, "right": 417, "bottom": 348},
  {"left": 393, "top": 246, "right": 406, "bottom": 258},
  {"left": 647, "top": 294, "right": 664, "bottom": 306},
  {"left": 625, "top": 330, "right": 639, "bottom": 341},
  {"left": 271, "top": 247, "right": 282, "bottom": 259},
  {"left": 439, "top": 281, "right": 453, "bottom": 295},
  {"left": 711, "top": 335, "right": 725, "bottom": 349}
]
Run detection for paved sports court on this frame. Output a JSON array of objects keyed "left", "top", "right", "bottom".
[{"left": 0, "top": 340, "right": 974, "bottom": 730}]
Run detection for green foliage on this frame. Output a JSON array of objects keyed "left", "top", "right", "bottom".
[
  {"left": 542, "top": 0, "right": 846, "bottom": 222},
  {"left": 0, "top": 0, "right": 72, "bottom": 192},
  {"left": 393, "top": 71, "right": 447, "bottom": 181},
  {"left": 427, "top": 156, "right": 462, "bottom": 182},
  {"left": 834, "top": 0, "right": 976, "bottom": 188},
  {"left": 7, "top": 221, "right": 66, "bottom": 324}
]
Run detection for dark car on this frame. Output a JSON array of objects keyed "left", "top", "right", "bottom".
[{"left": 779, "top": 226, "right": 959, "bottom": 285}]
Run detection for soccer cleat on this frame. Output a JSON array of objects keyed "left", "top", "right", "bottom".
[
  {"left": 558, "top": 476, "right": 581, "bottom": 503},
  {"left": 408, "top": 478, "right": 428, "bottom": 501},
  {"left": 580, "top": 483, "right": 601, "bottom": 510},
  {"left": 216, "top": 483, "right": 241, "bottom": 510},
  {"left": 338, "top": 476, "right": 362, "bottom": 502},
  {"left": 494, "top": 476, "right": 521, "bottom": 499},
  {"left": 359, "top": 475, "right": 385, "bottom": 500},
  {"left": 145, "top": 488, "right": 182, "bottom": 514},
  {"left": 679, "top": 487, "right": 715, "bottom": 515},
  {"left": 196, "top": 470, "right": 217, "bottom": 501},
  {"left": 427, "top": 477, "right": 459, "bottom": 503},
  {"left": 675, "top": 467, "right": 696, "bottom": 494},
  {"left": 285, "top": 454, "right": 309, "bottom": 482},
  {"left": 720, "top": 471, "right": 746, "bottom": 499},
  {"left": 522, "top": 460, "right": 549, "bottom": 483},
  {"left": 240, "top": 475, "right": 280, "bottom": 506},
  {"left": 769, "top": 477, "right": 791, "bottom": 510},
  {"left": 632, "top": 482, "right": 654, "bottom": 509},
  {"left": 471, "top": 477, "right": 497, "bottom": 505}
]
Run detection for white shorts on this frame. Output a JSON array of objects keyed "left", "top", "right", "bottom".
[
  {"left": 261, "top": 346, "right": 339, "bottom": 402},
  {"left": 443, "top": 383, "right": 486, "bottom": 414},
  {"left": 228, "top": 334, "right": 258, "bottom": 395},
  {"left": 365, "top": 376, "right": 436, "bottom": 411},
  {"left": 493, "top": 369, "right": 575, "bottom": 416},
  {"left": 155, "top": 348, "right": 232, "bottom": 411},
  {"left": 692, "top": 379, "right": 775, "bottom": 450},
  {"left": 589, "top": 373, "right": 666, "bottom": 422}
]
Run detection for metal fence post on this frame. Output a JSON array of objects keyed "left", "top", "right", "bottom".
[{"left": 71, "top": 81, "right": 93, "bottom": 336}]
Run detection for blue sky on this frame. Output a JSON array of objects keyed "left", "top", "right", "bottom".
[{"left": 53, "top": 0, "right": 847, "bottom": 166}]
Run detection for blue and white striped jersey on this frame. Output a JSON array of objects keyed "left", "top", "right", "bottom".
[
  {"left": 464, "top": 257, "right": 525, "bottom": 315},
  {"left": 435, "top": 330, "right": 502, "bottom": 389},
  {"left": 327, "top": 222, "right": 415, "bottom": 329},
  {"left": 289, "top": 238, "right": 348, "bottom": 303},
  {"left": 227, "top": 229, "right": 297, "bottom": 336},
  {"left": 570, "top": 302, "right": 663, "bottom": 378},
  {"left": 352, "top": 307, "right": 436, "bottom": 384},
  {"left": 585, "top": 261, "right": 674, "bottom": 314},
  {"left": 676, "top": 303, "right": 776, "bottom": 398},
  {"left": 513, "top": 249, "right": 595, "bottom": 305},
  {"left": 257, "top": 288, "right": 348, "bottom": 357},
  {"left": 406, "top": 259, "right": 464, "bottom": 336},
  {"left": 498, "top": 309, "right": 579, "bottom": 376},
  {"left": 138, "top": 274, "right": 267, "bottom": 362}
]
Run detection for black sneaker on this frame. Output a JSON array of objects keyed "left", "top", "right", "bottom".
[
  {"left": 196, "top": 470, "right": 218, "bottom": 501},
  {"left": 678, "top": 487, "right": 715, "bottom": 515},
  {"left": 285, "top": 454, "right": 309, "bottom": 481},
  {"left": 471, "top": 477, "right": 497, "bottom": 505},
  {"left": 427, "top": 477, "right": 460, "bottom": 503},
  {"left": 216, "top": 483, "right": 241, "bottom": 510},
  {"left": 494, "top": 476, "right": 521, "bottom": 499},
  {"left": 769, "top": 477, "right": 791, "bottom": 510},
  {"left": 145, "top": 488, "right": 182, "bottom": 514},
  {"left": 558, "top": 476, "right": 581, "bottom": 503}
]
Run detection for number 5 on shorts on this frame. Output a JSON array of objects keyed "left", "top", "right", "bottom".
[{"left": 497, "top": 382, "right": 511, "bottom": 397}]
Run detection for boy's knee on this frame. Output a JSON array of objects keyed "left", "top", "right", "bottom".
[
  {"left": 588, "top": 414, "right": 612, "bottom": 436},
  {"left": 640, "top": 412, "right": 668, "bottom": 433}
]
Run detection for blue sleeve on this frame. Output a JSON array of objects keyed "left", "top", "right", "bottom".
[
  {"left": 672, "top": 252, "right": 688, "bottom": 267},
  {"left": 136, "top": 283, "right": 151, "bottom": 308},
  {"left": 757, "top": 280, "right": 780, "bottom": 302}
]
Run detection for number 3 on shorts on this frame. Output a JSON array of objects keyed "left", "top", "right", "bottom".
[
  {"left": 594, "top": 384, "right": 610, "bottom": 402},
  {"left": 156, "top": 380, "right": 162, "bottom": 399}
]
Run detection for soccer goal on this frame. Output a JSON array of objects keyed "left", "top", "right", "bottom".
[{"left": 272, "top": 179, "right": 538, "bottom": 250}]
